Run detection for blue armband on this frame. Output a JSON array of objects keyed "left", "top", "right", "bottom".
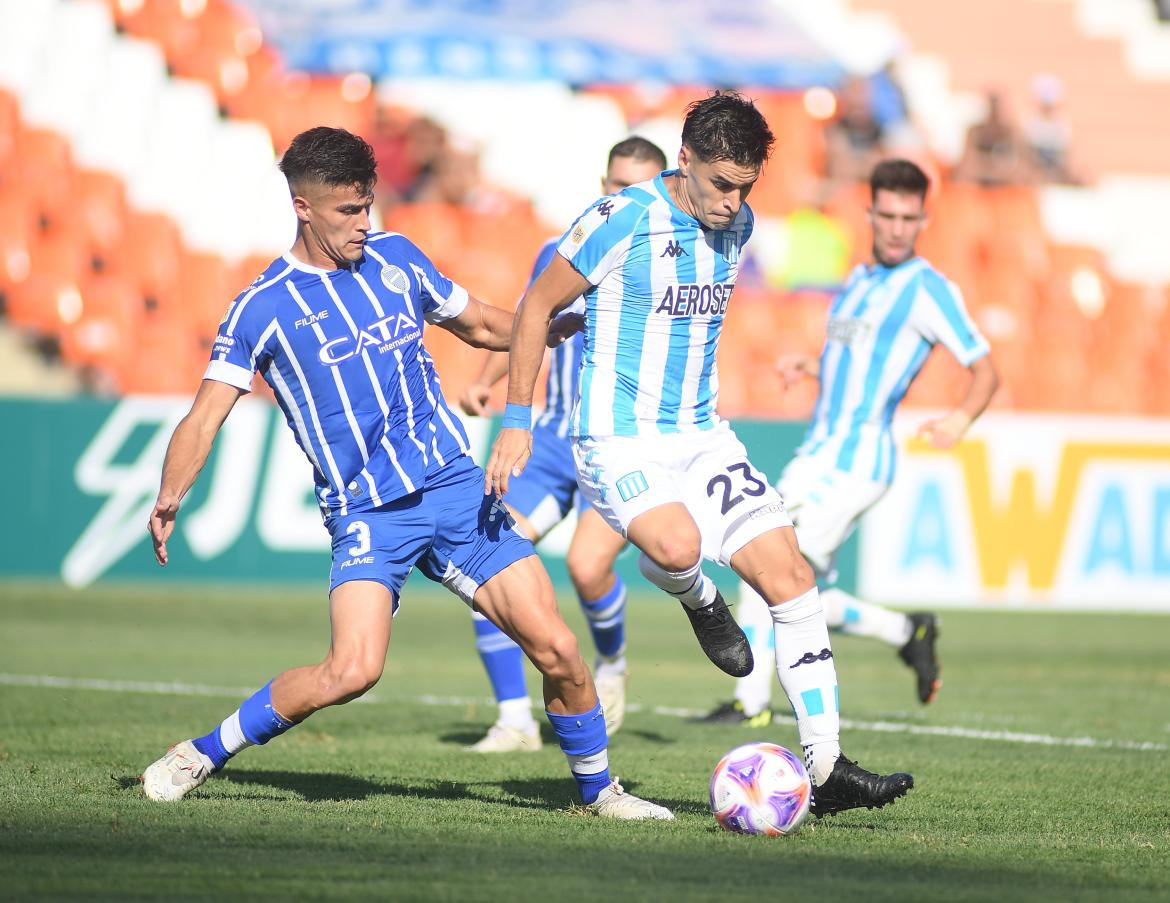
[{"left": 501, "top": 403, "right": 532, "bottom": 430}]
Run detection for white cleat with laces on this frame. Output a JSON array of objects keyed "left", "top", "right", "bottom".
[
  {"left": 141, "top": 740, "right": 214, "bottom": 802},
  {"left": 587, "top": 779, "right": 674, "bottom": 820},
  {"left": 464, "top": 722, "right": 543, "bottom": 753}
]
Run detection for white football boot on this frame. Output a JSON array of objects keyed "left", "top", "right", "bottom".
[
  {"left": 465, "top": 722, "right": 543, "bottom": 753},
  {"left": 141, "top": 740, "right": 214, "bottom": 802},
  {"left": 587, "top": 779, "right": 674, "bottom": 820},
  {"left": 595, "top": 663, "right": 628, "bottom": 735}
]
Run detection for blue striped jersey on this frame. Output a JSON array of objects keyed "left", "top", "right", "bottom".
[
  {"left": 204, "top": 231, "right": 473, "bottom": 516},
  {"left": 799, "top": 256, "right": 990, "bottom": 485},
  {"left": 556, "top": 171, "right": 751, "bottom": 438},
  {"left": 529, "top": 237, "right": 585, "bottom": 439}
]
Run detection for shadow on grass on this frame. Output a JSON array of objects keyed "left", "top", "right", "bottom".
[
  {"left": 114, "top": 766, "right": 708, "bottom": 817},
  {"left": 217, "top": 768, "right": 583, "bottom": 810}
]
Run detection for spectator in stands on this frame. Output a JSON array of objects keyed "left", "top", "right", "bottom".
[
  {"left": 824, "top": 76, "right": 887, "bottom": 186},
  {"left": 412, "top": 138, "right": 480, "bottom": 207},
  {"left": 1024, "top": 75, "right": 1081, "bottom": 184},
  {"left": 955, "top": 89, "right": 1031, "bottom": 187}
]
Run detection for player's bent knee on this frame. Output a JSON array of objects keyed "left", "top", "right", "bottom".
[
  {"left": 319, "top": 658, "right": 383, "bottom": 705},
  {"left": 645, "top": 532, "right": 701, "bottom": 573},
  {"left": 531, "top": 629, "right": 586, "bottom": 684},
  {"left": 761, "top": 560, "right": 816, "bottom": 606}
]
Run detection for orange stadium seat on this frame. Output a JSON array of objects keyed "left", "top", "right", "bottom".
[
  {"left": 0, "top": 194, "right": 35, "bottom": 288},
  {"left": 5, "top": 268, "right": 82, "bottom": 338},
  {"left": 170, "top": 1, "right": 265, "bottom": 107},
  {"left": 109, "top": 210, "right": 183, "bottom": 313},
  {"left": 116, "top": 0, "right": 203, "bottom": 69},
  {"left": 74, "top": 169, "right": 128, "bottom": 264},
  {"left": 116, "top": 316, "right": 207, "bottom": 395},
  {"left": 176, "top": 250, "right": 235, "bottom": 342},
  {"left": 7, "top": 127, "right": 76, "bottom": 229},
  {"left": 0, "top": 88, "right": 18, "bottom": 165},
  {"left": 58, "top": 273, "right": 142, "bottom": 372}
]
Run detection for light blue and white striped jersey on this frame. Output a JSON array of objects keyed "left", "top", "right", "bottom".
[
  {"left": 557, "top": 171, "right": 751, "bottom": 438},
  {"left": 799, "top": 256, "right": 990, "bottom": 485},
  {"left": 530, "top": 237, "right": 585, "bottom": 439},
  {"left": 204, "top": 231, "right": 473, "bottom": 517}
]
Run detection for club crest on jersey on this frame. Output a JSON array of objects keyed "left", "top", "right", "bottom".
[{"left": 380, "top": 264, "right": 411, "bottom": 295}]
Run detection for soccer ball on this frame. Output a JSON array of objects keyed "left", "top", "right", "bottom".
[{"left": 709, "top": 742, "right": 812, "bottom": 836}]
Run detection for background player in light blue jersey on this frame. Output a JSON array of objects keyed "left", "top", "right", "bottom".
[
  {"left": 140, "top": 127, "right": 672, "bottom": 820},
  {"left": 487, "top": 93, "right": 913, "bottom": 818},
  {"left": 458, "top": 138, "right": 667, "bottom": 752},
  {"left": 704, "top": 159, "right": 1000, "bottom": 726}
]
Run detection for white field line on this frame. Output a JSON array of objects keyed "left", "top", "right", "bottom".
[{"left": 3, "top": 674, "right": 1165, "bottom": 753}]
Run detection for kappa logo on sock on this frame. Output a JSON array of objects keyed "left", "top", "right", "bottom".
[{"left": 788, "top": 648, "right": 834, "bottom": 669}]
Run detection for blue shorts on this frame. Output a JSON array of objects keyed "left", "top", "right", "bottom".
[
  {"left": 325, "top": 455, "right": 535, "bottom": 606},
  {"left": 505, "top": 423, "right": 586, "bottom": 536}
]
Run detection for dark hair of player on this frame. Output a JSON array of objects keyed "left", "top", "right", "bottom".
[
  {"left": 870, "top": 158, "right": 930, "bottom": 202},
  {"left": 680, "top": 92, "right": 775, "bottom": 168},
  {"left": 279, "top": 127, "right": 378, "bottom": 195},
  {"left": 608, "top": 135, "right": 668, "bottom": 171}
]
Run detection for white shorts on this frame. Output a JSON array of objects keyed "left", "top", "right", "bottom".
[
  {"left": 776, "top": 453, "right": 888, "bottom": 577},
  {"left": 573, "top": 421, "right": 792, "bottom": 566}
]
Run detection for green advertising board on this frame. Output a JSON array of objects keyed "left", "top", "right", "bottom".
[{"left": 0, "top": 396, "right": 856, "bottom": 594}]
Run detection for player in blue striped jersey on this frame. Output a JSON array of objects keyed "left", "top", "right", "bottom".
[
  {"left": 488, "top": 94, "right": 913, "bottom": 817},
  {"left": 140, "top": 127, "right": 672, "bottom": 820},
  {"left": 458, "top": 139, "right": 667, "bottom": 751},
  {"left": 707, "top": 159, "right": 1000, "bottom": 725}
]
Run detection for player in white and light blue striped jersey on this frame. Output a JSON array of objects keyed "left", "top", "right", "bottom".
[
  {"left": 457, "top": 140, "right": 666, "bottom": 751},
  {"left": 488, "top": 94, "right": 913, "bottom": 817},
  {"left": 717, "top": 159, "right": 1000, "bottom": 725},
  {"left": 140, "top": 127, "right": 672, "bottom": 820}
]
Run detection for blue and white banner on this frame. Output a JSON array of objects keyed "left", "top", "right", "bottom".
[
  {"left": 860, "top": 412, "right": 1170, "bottom": 611},
  {"left": 238, "top": 0, "right": 844, "bottom": 86}
]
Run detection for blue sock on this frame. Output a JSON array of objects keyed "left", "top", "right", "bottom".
[
  {"left": 473, "top": 613, "right": 528, "bottom": 703},
  {"left": 546, "top": 702, "right": 611, "bottom": 804},
  {"left": 579, "top": 576, "right": 626, "bottom": 660},
  {"left": 191, "top": 727, "right": 231, "bottom": 770},
  {"left": 192, "top": 681, "right": 294, "bottom": 771}
]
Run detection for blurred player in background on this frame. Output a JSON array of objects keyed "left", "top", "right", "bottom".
[
  {"left": 458, "top": 137, "right": 667, "bottom": 752},
  {"left": 486, "top": 93, "right": 913, "bottom": 817},
  {"left": 140, "top": 127, "right": 672, "bottom": 820},
  {"left": 703, "top": 158, "right": 999, "bottom": 726}
]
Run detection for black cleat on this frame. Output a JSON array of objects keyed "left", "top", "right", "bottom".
[
  {"left": 680, "top": 591, "right": 754, "bottom": 677},
  {"left": 810, "top": 754, "right": 914, "bottom": 818},
  {"left": 693, "top": 700, "right": 774, "bottom": 728},
  {"left": 898, "top": 612, "right": 941, "bottom": 704}
]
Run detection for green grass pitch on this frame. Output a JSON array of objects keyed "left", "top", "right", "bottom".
[{"left": 1, "top": 581, "right": 1168, "bottom": 901}]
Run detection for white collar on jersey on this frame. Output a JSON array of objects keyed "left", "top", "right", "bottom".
[{"left": 281, "top": 250, "right": 359, "bottom": 276}]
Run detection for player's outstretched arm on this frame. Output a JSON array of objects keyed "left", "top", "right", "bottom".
[
  {"left": 918, "top": 353, "right": 1000, "bottom": 449},
  {"left": 775, "top": 352, "right": 820, "bottom": 390},
  {"left": 438, "top": 296, "right": 516, "bottom": 351},
  {"left": 459, "top": 351, "right": 510, "bottom": 416},
  {"left": 149, "top": 379, "right": 243, "bottom": 566},
  {"left": 485, "top": 255, "right": 590, "bottom": 497}
]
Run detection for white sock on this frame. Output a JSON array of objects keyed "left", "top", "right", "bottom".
[
  {"left": 637, "top": 554, "right": 717, "bottom": 610},
  {"left": 732, "top": 582, "right": 775, "bottom": 717},
  {"left": 498, "top": 697, "right": 536, "bottom": 731},
  {"left": 218, "top": 710, "right": 253, "bottom": 756},
  {"left": 822, "top": 587, "right": 913, "bottom": 647},
  {"left": 770, "top": 587, "right": 841, "bottom": 785},
  {"left": 595, "top": 655, "right": 627, "bottom": 679}
]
